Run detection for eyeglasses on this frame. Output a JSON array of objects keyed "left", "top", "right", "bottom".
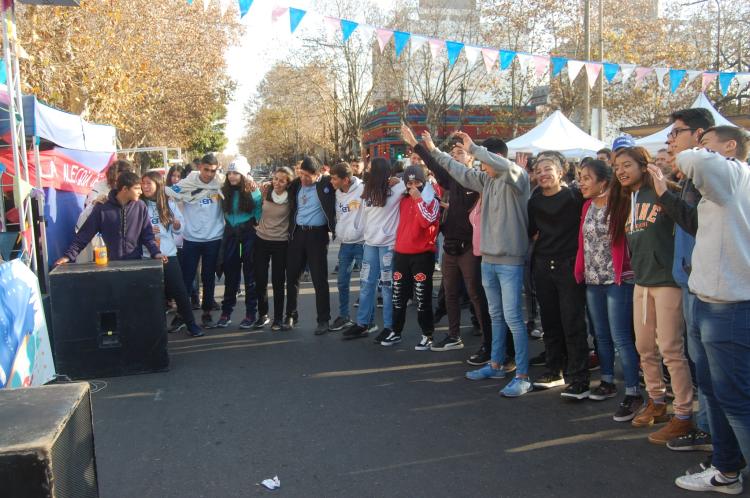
[{"left": 668, "top": 127, "right": 697, "bottom": 139}]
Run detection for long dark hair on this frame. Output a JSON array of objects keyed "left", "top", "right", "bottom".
[
  {"left": 361, "top": 158, "right": 392, "bottom": 207},
  {"left": 221, "top": 174, "right": 255, "bottom": 214},
  {"left": 141, "top": 171, "right": 175, "bottom": 227},
  {"left": 166, "top": 165, "right": 184, "bottom": 186},
  {"left": 107, "top": 159, "right": 135, "bottom": 188},
  {"left": 606, "top": 147, "right": 653, "bottom": 244}
]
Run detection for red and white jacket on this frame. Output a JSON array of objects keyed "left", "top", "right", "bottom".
[{"left": 394, "top": 194, "right": 440, "bottom": 254}]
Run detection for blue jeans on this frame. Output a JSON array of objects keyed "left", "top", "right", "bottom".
[
  {"left": 480, "top": 262, "right": 528, "bottom": 375},
  {"left": 586, "top": 283, "right": 639, "bottom": 389},
  {"left": 695, "top": 298, "right": 750, "bottom": 474},
  {"left": 356, "top": 245, "right": 393, "bottom": 328},
  {"left": 683, "top": 289, "right": 709, "bottom": 433},
  {"left": 181, "top": 239, "right": 222, "bottom": 312},
  {"left": 337, "top": 243, "right": 363, "bottom": 319}
]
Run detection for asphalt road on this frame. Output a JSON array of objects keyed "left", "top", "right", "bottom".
[{"left": 90, "top": 243, "right": 703, "bottom": 498}]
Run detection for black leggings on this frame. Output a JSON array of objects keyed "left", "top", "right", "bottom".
[
  {"left": 254, "top": 237, "right": 288, "bottom": 321},
  {"left": 164, "top": 256, "right": 195, "bottom": 326}
]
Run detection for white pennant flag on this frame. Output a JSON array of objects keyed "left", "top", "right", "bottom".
[
  {"left": 219, "top": 0, "right": 231, "bottom": 15},
  {"left": 428, "top": 39, "right": 443, "bottom": 60},
  {"left": 585, "top": 63, "right": 602, "bottom": 88},
  {"left": 410, "top": 35, "right": 428, "bottom": 56},
  {"left": 686, "top": 70, "right": 702, "bottom": 85},
  {"left": 619, "top": 63, "right": 636, "bottom": 83},
  {"left": 357, "top": 25, "right": 374, "bottom": 42},
  {"left": 516, "top": 53, "right": 533, "bottom": 75},
  {"left": 481, "top": 48, "right": 498, "bottom": 73},
  {"left": 654, "top": 67, "right": 670, "bottom": 88},
  {"left": 736, "top": 74, "right": 750, "bottom": 90},
  {"left": 203, "top": 0, "right": 210, "bottom": 11},
  {"left": 323, "top": 16, "right": 340, "bottom": 34},
  {"left": 464, "top": 46, "right": 481, "bottom": 66},
  {"left": 567, "top": 60, "right": 585, "bottom": 84}
]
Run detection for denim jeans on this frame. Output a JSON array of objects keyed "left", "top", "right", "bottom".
[
  {"left": 586, "top": 283, "right": 639, "bottom": 389},
  {"left": 356, "top": 245, "right": 393, "bottom": 328},
  {"left": 337, "top": 243, "right": 364, "bottom": 319},
  {"left": 683, "top": 289, "right": 709, "bottom": 433},
  {"left": 695, "top": 298, "right": 750, "bottom": 474},
  {"left": 480, "top": 262, "right": 528, "bottom": 375},
  {"left": 181, "top": 239, "right": 222, "bottom": 312}
]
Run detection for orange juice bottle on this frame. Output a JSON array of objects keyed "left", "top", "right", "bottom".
[{"left": 93, "top": 233, "right": 108, "bottom": 265}]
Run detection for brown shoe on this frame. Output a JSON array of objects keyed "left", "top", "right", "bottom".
[
  {"left": 648, "top": 417, "right": 694, "bottom": 445},
  {"left": 631, "top": 399, "right": 669, "bottom": 427}
]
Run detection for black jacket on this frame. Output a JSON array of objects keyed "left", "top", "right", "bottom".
[{"left": 287, "top": 175, "right": 336, "bottom": 236}]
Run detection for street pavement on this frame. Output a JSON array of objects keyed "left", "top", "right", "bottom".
[{"left": 90, "top": 243, "right": 702, "bottom": 497}]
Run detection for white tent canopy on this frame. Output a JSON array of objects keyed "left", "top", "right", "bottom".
[
  {"left": 634, "top": 93, "right": 736, "bottom": 153},
  {"left": 507, "top": 110, "right": 607, "bottom": 158}
]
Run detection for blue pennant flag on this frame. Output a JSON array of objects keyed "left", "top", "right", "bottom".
[
  {"left": 446, "top": 41, "right": 464, "bottom": 67},
  {"left": 719, "top": 72, "right": 736, "bottom": 96},
  {"left": 187, "top": 0, "right": 192, "bottom": 4},
  {"left": 499, "top": 50, "right": 516, "bottom": 70},
  {"left": 393, "top": 31, "right": 410, "bottom": 58},
  {"left": 551, "top": 57, "right": 567, "bottom": 77},
  {"left": 669, "top": 69, "right": 686, "bottom": 94},
  {"left": 0, "top": 61, "right": 5, "bottom": 86},
  {"left": 603, "top": 63, "right": 619, "bottom": 82},
  {"left": 238, "top": 0, "right": 253, "bottom": 17},
  {"left": 340, "top": 19, "right": 358, "bottom": 43},
  {"left": 289, "top": 7, "right": 306, "bottom": 33}
]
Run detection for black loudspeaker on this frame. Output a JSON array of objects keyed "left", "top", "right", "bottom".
[
  {"left": 0, "top": 383, "right": 98, "bottom": 498},
  {"left": 49, "top": 259, "right": 168, "bottom": 379}
]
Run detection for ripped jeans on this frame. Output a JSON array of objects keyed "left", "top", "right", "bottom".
[{"left": 355, "top": 244, "right": 393, "bottom": 328}]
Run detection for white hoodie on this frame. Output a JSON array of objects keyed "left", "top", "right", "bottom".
[
  {"left": 167, "top": 171, "right": 225, "bottom": 242},
  {"left": 677, "top": 148, "right": 750, "bottom": 302},
  {"left": 142, "top": 199, "right": 185, "bottom": 257},
  {"left": 355, "top": 182, "right": 406, "bottom": 247},
  {"left": 335, "top": 176, "right": 365, "bottom": 244}
]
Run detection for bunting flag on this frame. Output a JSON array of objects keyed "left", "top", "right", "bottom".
[
  {"left": 567, "top": 60, "right": 585, "bottom": 84},
  {"left": 410, "top": 35, "right": 428, "bottom": 55},
  {"left": 635, "top": 67, "right": 653, "bottom": 85},
  {"left": 393, "top": 31, "right": 410, "bottom": 57},
  {"left": 533, "top": 55, "right": 549, "bottom": 78},
  {"left": 376, "top": 28, "right": 393, "bottom": 53},
  {"left": 219, "top": 0, "right": 231, "bottom": 15},
  {"left": 289, "top": 7, "right": 306, "bottom": 33},
  {"left": 203, "top": 0, "right": 210, "bottom": 11},
  {"left": 603, "top": 62, "right": 619, "bottom": 82},
  {"left": 702, "top": 72, "right": 718, "bottom": 91},
  {"left": 686, "top": 70, "right": 701, "bottom": 85},
  {"left": 551, "top": 57, "right": 568, "bottom": 77},
  {"left": 619, "top": 64, "right": 636, "bottom": 83},
  {"left": 271, "top": 6, "right": 287, "bottom": 23},
  {"left": 323, "top": 16, "right": 340, "bottom": 33},
  {"left": 340, "top": 19, "right": 358, "bottom": 43},
  {"left": 737, "top": 74, "right": 750, "bottom": 90},
  {"left": 428, "top": 39, "right": 443, "bottom": 59},
  {"left": 669, "top": 69, "right": 686, "bottom": 94},
  {"left": 238, "top": 0, "right": 252, "bottom": 17},
  {"left": 446, "top": 41, "right": 464, "bottom": 67},
  {"left": 499, "top": 50, "right": 515, "bottom": 70},
  {"left": 464, "top": 46, "right": 481, "bottom": 66},
  {"left": 654, "top": 67, "right": 669, "bottom": 88},
  {"left": 482, "top": 48, "right": 498, "bottom": 72},
  {"left": 516, "top": 53, "right": 533, "bottom": 74},
  {"left": 585, "top": 62, "right": 602, "bottom": 88},
  {"left": 719, "top": 72, "right": 736, "bottom": 96}
]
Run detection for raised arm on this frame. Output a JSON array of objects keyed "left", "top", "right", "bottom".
[
  {"left": 420, "top": 130, "right": 487, "bottom": 192},
  {"left": 677, "top": 148, "right": 743, "bottom": 205}
]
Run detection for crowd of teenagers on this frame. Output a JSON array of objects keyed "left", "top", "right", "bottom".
[{"left": 55, "top": 106, "right": 750, "bottom": 494}]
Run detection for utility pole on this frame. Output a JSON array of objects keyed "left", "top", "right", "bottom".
[
  {"left": 583, "top": 0, "right": 591, "bottom": 134},
  {"left": 458, "top": 83, "right": 466, "bottom": 129},
  {"left": 597, "top": 0, "right": 604, "bottom": 140}
]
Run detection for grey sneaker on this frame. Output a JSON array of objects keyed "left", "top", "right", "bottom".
[{"left": 329, "top": 316, "right": 353, "bottom": 332}]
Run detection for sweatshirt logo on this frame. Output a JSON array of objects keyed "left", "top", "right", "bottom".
[
  {"left": 339, "top": 200, "right": 361, "bottom": 213},
  {"left": 627, "top": 202, "right": 661, "bottom": 233}
]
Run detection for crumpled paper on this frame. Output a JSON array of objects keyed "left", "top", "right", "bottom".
[{"left": 261, "top": 476, "right": 280, "bottom": 490}]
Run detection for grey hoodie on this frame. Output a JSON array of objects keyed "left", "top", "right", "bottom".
[{"left": 432, "top": 144, "right": 530, "bottom": 265}]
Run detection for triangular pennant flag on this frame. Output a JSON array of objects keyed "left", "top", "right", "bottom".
[
  {"left": 188, "top": 0, "right": 193, "bottom": 4},
  {"left": 410, "top": 35, "right": 427, "bottom": 55},
  {"left": 736, "top": 74, "right": 750, "bottom": 90},
  {"left": 669, "top": 69, "right": 686, "bottom": 93},
  {"left": 393, "top": 31, "right": 410, "bottom": 58},
  {"left": 619, "top": 63, "right": 636, "bottom": 83},
  {"left": 219, "top": 0, "right": 231, "bottom": 15},
  {"left": 702, "top": 71, "right": 718, "bottom": 91},
  {"left": 585, "top": 62, "right": 602, "bottom": 88},
  {"left": 719, "top": 72, "right": 736, "bottom": 96},
  {"left": 323, "top": 16, "right": 340, "bottom": 33},
  {"left": 289, "top": 7, "right": 306, "bottom": 33},
  {"left": 445, "top": 41, "right": 464, "bottom": 67},
  {"left": 654, "top": 67, "right": 669, "bottom": 88},
  {"left": 13, "top": 175, "right": 33, "bottom": 215},
  {"left": 551, "top": 57, "right": 568, "bottom": 77},
  {"left": 499, "top": 50, "right": 516, "bottom": 70},
  {"left": 532, "top": 55, "right": 549, "bottom": 78},
  {"left": 238, "top": 0, "right": 253, "bottom": 17},
  {"left": 482, "top": 48, "right": 498, "bottom": 72},
  {"left": 0, "top": 61, "right": 5, "bottom": 86},
  {"left": 567, "top": 60, "right": 585, "bottom": 84},
  {"left": 271, "top": 6, "right": 287, "bottom": 23},
  {"left": 376, "top": 28, "right": 393, "bottom": 53},
  {"left": 464, "top": 46, "right": 481, "bottom": 66},
  {"left": 635, "top": 67, "right": 653, "bottom": 84},
  {"left": 203, "top": 0, "right": 210, "bottom": 11},
  {"left": 516, "top": 53, "right": 532, "bottom": 74},
  {"left": 340, "top": 19, "right": 358, "bottom": 43},
  {"left": 428, "top": 39, "right": 443, "bottom": 59},
  {"left": 603, "top": 62, "right": 619, "bottom": 82},
  {"left": 686, "top": 70, "right": 701, "bottom": 85},
  {"left": 357, "top": 25, "right": 374, "bottom": 41}
]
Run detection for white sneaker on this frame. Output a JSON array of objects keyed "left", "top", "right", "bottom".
[
  {"left": 415, "top": 335, "right": 433, "bottom": 351},
  {"left": 675, "top": 466, "right": 743, "bottom": 495}
]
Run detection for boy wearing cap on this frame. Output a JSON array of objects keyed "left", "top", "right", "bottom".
[{"left": 612, "top": 134, "right": 636, "bottom": 152}]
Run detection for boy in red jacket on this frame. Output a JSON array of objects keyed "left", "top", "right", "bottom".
[{"left": 380, "top": 165, "right": 441, "bottom": 350}]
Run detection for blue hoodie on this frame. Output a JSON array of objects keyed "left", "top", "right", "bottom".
[{"left": 656, "top": 178, "right": 700, "bottom": 288}]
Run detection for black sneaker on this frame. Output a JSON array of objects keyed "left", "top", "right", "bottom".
[
  {"left": 201, "top": 313, "right": 215, "bottom": 329},
  {"left": 667, "top": 429, "right": 713, "bottom": 452},
  {"left": 251, "top": 315, "right": 270, "bottom": 330},
  {"left": 561, "top": 382, "right": 591, "bottom": 400},
  {"left": 415, "top": 335, "right": 433, "bottom": 351},
  {"left": 271, "top": 319, "right": 283, "bottom": 331},
  {"left": 373, "top": 327, "right": 392, "bottom": 344},
  {"left": 168, "top": 316, "right": 186, "bottom": 333},
  {"left": 329, "top": 316, "right": 353, "bottom": 332},
  {"left": 186, "top": 323, "right": 205, "bottom": 337},
  {"left": 215, "top": 314, "right": 231, "bottom": 328},
  {"left": 380, "top": 331, "right": 402, "bottom": 346},
  {"left": 342, "top": 324, "right": 369, "bottom": 340},
  {"left": 533, "top": 372, "right": 565, "bottom": 389},
  {"left": 281, "top": 315, "right": 296, "bottom": 331},
  {"left": 467, "top": 345, "right": 490, "bottom": 366},
  {"left": 430, "top": 335, "right": 464, "bottom": 351},
  {"left": 613, "top": 394, "right": 644, "bottom": 422},
  {"left": 589, "top": 381, "right": 617, "bottom": 401},
  {"left": 314, "top": 321, "right": 329, "bottom": 336},
  {"left": 530, "top": 351, "right": 547, "bottom": 367}
]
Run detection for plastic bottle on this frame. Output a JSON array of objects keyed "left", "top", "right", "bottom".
[{"left": 93, "top": 233, "right": 108, "bottom": 265}]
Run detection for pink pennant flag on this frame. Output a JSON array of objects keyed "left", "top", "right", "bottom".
[
  {"left": 429, "top": 39, "right": 444, "bottom": 60},
  {"left": 635, "top": 67, "right": 653, "bottom": 85},
  {"left": 701, "top": 72, "right": 718, "bottom": 91},
  {"left": 585, "top": 63, "right": 602, "bottom": 88},
  {"left": 271, "top": 6, "right": 288, "bottom": 23},
  {"left": 567, "top": 60, "right": 585, "bottom": 85},
  {"left": 324, "top": 16, "right": 341, "bottom": 33},
  {"left": 533, "top": 55, "right": 550, "bottom": 78},
  {"left": 376, "top": 28, "right": 393, "bottom": 53},
  {"left": 464, "top": 46, "right": 481, "bottom": 66},
  {"left": 481, "top": 48, "right": 498, "bottom": 72}
]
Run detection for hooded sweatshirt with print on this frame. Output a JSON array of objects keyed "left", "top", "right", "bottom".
[
  {"left": 166, "top": 170, "right": 225, "bottom": 242},
  {"left": 143, "top": 198, "right": 185, "bottom": 257},
  {"left": 335, "top": 176, "right": 365, "bottom": 244}
]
